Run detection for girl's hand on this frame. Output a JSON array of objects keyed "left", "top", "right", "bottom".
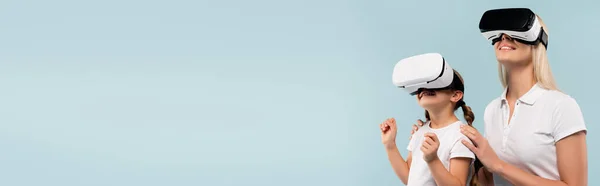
[
  {"left": 460, "top": 125, "right": 504, "bottom": 173},
  {"left": 380, "top": 118, "right": 398, "bottom": 149},
  {"left": 421, "top": 132, "right": 440, "bottom": 163}
]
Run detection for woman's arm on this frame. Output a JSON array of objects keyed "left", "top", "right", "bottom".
[
  {"left": 492, "top": 131, "right": 587, "bottom": 186},
  {"left": 385, "top": 145, "right": 412, "bottom": 185},
  {"left": 461, "top": 125, "right": 587, "bottom": 186},
  {"left": 427, "top": 157, "right": 472, "bottom": 186}
]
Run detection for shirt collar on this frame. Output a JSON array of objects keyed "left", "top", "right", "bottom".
[{"left": 500, "top": 83, "right": 548, "bottom": 105}]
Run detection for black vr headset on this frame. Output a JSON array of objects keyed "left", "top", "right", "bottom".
[{"left": 479, "top": 8, "right": 548, "bottom": 49}]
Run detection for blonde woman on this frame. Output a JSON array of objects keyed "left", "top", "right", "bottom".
[{"left": 412, "top": 8, "right": 588, "bottom": 185}]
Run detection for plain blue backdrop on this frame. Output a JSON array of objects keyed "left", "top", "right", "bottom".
[{"left": 0, "top": 0, "right": 597, "bottom": 185}]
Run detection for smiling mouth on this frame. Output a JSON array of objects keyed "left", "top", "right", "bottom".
[
  {"left": 499, "top": 45, "right": 516, "bottom": 50},
  {"left": 419, "top": 90, "right": 436, "bottom": 98}
]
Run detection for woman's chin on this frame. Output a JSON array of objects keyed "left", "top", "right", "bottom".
[{"left": 496, "top": 53, "right": 531, "bottom": 66}]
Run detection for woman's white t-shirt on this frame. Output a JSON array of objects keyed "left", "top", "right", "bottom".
[
  {"left": 483, "top": 83, "right": 587, "bottom": 185},
  {"left": 406, "top": 120, "right": 475, "bottom": 186}
]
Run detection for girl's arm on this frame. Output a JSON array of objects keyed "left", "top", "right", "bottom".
[
  {"left": 385, "top": 144, "right": 412, "bottom": 185},
  {"left": 427, "top": 157, "right": 472, "bottom": 186},
  {"left": 422, "top": 133, "right": 473, "bottom": 186}
]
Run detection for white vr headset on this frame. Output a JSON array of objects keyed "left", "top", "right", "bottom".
[
  {"left": 479, "top": 8, "right": 548, "bottom": 49},
  {"left": 392, "top": 53, "right": 463, "bottom": 96}
]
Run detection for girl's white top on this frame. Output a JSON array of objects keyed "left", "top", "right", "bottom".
[{"left": 406, "top": 120, "right": 475, "bottom": 186}]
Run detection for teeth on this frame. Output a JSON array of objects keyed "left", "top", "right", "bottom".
[
  {"left": 500, "top": 46, "right": 513, "bottom": 50},
  {"left": 424, "top": 91, "right": 435, "bottom": 96},
  {"left": 419, "top": 90, "right": 436, "bottom": 97}
]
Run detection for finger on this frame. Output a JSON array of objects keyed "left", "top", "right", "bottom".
[
  {"left": 461, "top": 127, "right": 478, "bottom": 141},
  {"left": 422, "top": 141, "right": 430, "bottom": 149},
  {"left": 390, "top": 118, "right": 396, "bottom": 128},
  {"left": 462, "top": 130, "right": 477, "bottom": 142},
  {"left": 421, "top": 141, "right": 430, "bottom": 148},
  {"left": 423, "top": 138, "right": 433, "bottom": 146},
  {"left": 465, "top": 126, "right": 479, "bottom": 135},
  {"left": 424, "top": 136, "right": 438, "bottom": 146},
  {"left": 424, "top": 132, "right": 433, "bottom": 137},
  {"left": 461, "top": 139, "right": 478, "bottom": 153},
  {"left": 427, "top": 138, "right": 435, "bottom": 146},
  {"left": 461, "top": 125, "right": 479, "bottom": 135},
  {"left": 417, "top": 119, "right": 424, "bottom": 126},
  {"left": 424, "top": 133, "right": 437, "bottom": 142},
  {"left": 430, "top": 133, "right": 439, "bottom": 142}
]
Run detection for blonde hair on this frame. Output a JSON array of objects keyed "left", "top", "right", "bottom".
[{"left": 497, "top": 15, "right": 559, "bottom": 91}]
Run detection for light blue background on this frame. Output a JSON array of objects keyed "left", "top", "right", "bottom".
[{"left": 0, "top": 0, "right": 596, "bottom": 185}]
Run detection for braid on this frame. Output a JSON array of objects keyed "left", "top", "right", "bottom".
[
  {"left": 461, "top": 102, "right": 474, "bottom": 126},
  {"left": 461, "top": 101, "right": 482, "bottom": 186}
]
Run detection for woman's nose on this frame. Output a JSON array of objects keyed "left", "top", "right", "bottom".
[{"left": 500, "top": 34, "right": 513, "bottom": 41}]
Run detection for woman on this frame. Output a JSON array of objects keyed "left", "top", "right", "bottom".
[{"left": 411, "top": 10, "right": 588, "bottom": 186}]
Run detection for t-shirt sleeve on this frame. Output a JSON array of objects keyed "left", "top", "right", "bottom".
[
  {"left": 450, "top": 134, "right": 475, "bottom": 159},
  {"left": 553, "top": 96, "right": 587, "bottom": 142},
  {"left": 406, "top": 134, "right": 416, "bottom": 152}
]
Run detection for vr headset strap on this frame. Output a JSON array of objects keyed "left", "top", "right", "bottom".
[{"left": 539, "top": 28, "right": 549, "bottom": 49}]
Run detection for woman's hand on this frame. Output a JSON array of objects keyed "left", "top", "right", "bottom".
[
  {"left": 380, "top": 118, "right": 398, "bottom": 149},
  {"left": 460, "top": 125, "right": 504, "bottom": 173},
  {"left": 409, "top": 119, "right": 425, "bottom": 140},
  {"left": 421, "top": 132, "right": 440, "bottom": 163}
]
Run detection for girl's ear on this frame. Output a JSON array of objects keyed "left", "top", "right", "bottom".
[{"left": 451, "top": 90, "right": 464, "bottom": 103}]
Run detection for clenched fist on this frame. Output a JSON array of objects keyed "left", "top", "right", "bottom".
[
  {"left": 380, "top": 118, "right": 398, "bottom": 149},
  {"left": 421, "top": 132, "right": 440, "bottom": 163}
]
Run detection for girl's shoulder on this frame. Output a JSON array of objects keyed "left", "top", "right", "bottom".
[{"left": 446, "top": 121, "right": 471, "bottom": 139}]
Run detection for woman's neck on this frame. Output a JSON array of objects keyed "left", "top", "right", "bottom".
[
  {"left": 505, "top": 63, "right": 536, "bottom": 101},
  {"left": 427, "top": 107, "right": 459, "bottom": 129}
]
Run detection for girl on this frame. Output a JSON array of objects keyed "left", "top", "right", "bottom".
[{"left": 380, "top": 69, "right": 481, "bottom": 186}]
